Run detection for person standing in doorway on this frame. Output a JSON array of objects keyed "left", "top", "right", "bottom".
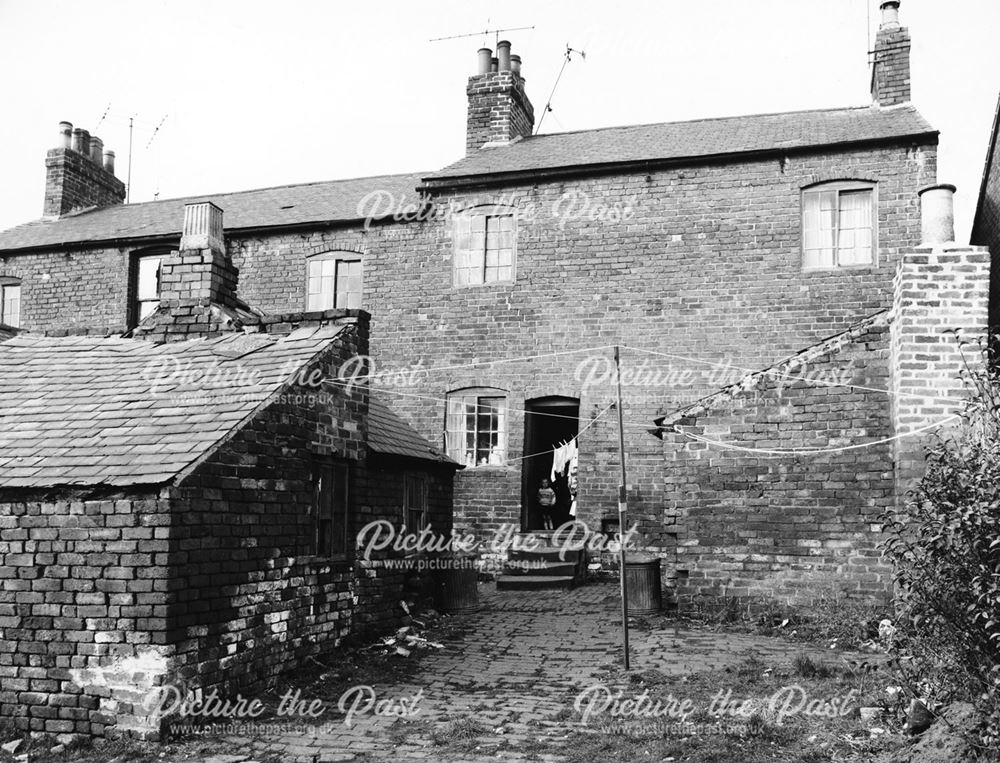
[{"left": 536, "top": 478, "right": 556, "bottom": 530}]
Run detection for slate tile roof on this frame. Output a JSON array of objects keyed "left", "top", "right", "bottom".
[
  {"left": 0, "top": 172, "right": 425, "bottom": 252},
  {"left": 367, "top": 395, "right": 457, "bottom": 465},
  {"left": 0, "top": 328, "right": 352, "bottom": 488},
  {"left": 425, "top": 105, "right": 937, "bottom": 182}
]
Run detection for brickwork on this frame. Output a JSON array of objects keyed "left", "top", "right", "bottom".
[
  {"left": 889, "top": 244, "right": 991, "bottom": 504},
  {"left": 0, "top": 141, "right": 939, "bottom": 550},
  {"left": 657, "top": 316, "right": 895, "bottom": 604},
  {"left": 970, "top": 114, "right": 1000, "bottom": 329},
  {"left": 466, "top": 71, "right": 535, "bottom": 153},
  {"left": 43, "top": 148, "right": 125, "bottom": 218},
  {"left": 871, "top": 18, "right": 911, "bottom": 107},
  {"left": 0, "top": 491, "right": 174, "bottom": 739}
]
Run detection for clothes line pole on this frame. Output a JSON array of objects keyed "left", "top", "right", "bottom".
[{"left": 613, "top": 345, "right": 631, "bottom": 671}]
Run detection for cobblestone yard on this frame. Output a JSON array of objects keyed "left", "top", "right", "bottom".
[{"left": 144, "top": 580, "right": 851, "bottom": 763}]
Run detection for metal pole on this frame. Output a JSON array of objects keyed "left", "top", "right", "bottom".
[
  {"left": 614, "top": 345, "right": 630, "bottom": 671},
  {"left": 126, "top": 117, "right": 133, "bottom": 204}
]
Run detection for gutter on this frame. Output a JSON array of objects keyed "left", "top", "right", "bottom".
[{"left": 418, "top": 132, "right": 941, "bottom": 192}]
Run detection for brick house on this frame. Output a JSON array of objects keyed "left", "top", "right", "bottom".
[
  {"left": 0, "top": 204, "right": 459, "bottom": 739},
  {"left": 0, "top": 1, "right": 987, "bottom": 603}
]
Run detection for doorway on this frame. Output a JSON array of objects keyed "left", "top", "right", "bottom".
[{"left": 522, "top": 396, "right": 580, "bottom": 531}]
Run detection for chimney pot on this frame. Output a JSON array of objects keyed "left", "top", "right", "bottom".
[
  {"left": 919, "top": 184, "right": 957, "bottom": 245},
  {"left": 477, "top": 47, "right": 492, "bottom": 75},
  {"left": 510, "top": 54, "right": 522, "bottom": 77},
  {"left": 880, "top": 0, "right": 901, "bottom": 26},
  {"left": 58, "top": 121, "right": 73, "bottom": 149},
  {"left": 71, "top": 128, "right": 90, "bottom": 157},
  {"left": 181, "top": 201, "right": 225, "bottom": 253},
  {"left": 90, "top": 136, "right": 103, "bottom": 166},
  {"left": 103, "top": 150, "right": 116, "bottom": 175},
  {"left": 490, "top": 56, "right": 498, "bottom": 73},
  {"left": 497, "top": 40, "right": 511, "bottom": 72}
]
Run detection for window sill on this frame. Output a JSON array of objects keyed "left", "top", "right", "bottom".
[
  {"left": 802, "top": 264, "right": 877, "bottom": 273},
  {"left": 451, "top": 281, "right": 516, "bottom": 289}
]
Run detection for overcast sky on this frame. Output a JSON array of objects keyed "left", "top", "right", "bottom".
[{"left": 0, "top": 0, "right": 998, "bottom": 239}]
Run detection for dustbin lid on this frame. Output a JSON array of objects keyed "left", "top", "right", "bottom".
[{"left": 624, "top": 553, "right": 659, "bottom": 565}]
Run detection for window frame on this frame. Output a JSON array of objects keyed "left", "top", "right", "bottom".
[
  {"left": 403, "top": 473, "right": 429, "bottom": 533},
  {"left": 0, "top": 278, "right": 21, "bottom": 329},
  {"left": 312, "top": 457, "right": 351, "bottom": 560},
  {"left": 445, "top": 388, "right": 509, "bottom": 468},
  {"left": 801, "top": 181, "right": 878, "bottom": 271},
  {"left": 128, "top": 248, "right": 169, "bottom": 328},
  {"left": 306, "top": 252, "right": 364, "bottom": 311},
  {"left": 452, "top": 207, "right": 518, "bottom": 287}
]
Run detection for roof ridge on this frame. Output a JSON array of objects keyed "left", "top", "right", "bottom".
[{"left": 526, "top": 104, "right": 894, "bottom": 141}]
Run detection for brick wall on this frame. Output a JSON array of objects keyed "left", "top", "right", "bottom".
[
  {"left": 466, "top": 70, "right": 535, "bottom": 153},
  {"left": 871, "top": 19, "right": 911, "bottom": 107},
  {"left": 0, "top": 491, "right": 174, "bottom": 739},
  {"left": 3, "top": 140, "right": 937, "bottom": 548},
  {"left": 658, "top": 315, "right": 895, "bottom": 604},
  {"left": 43, "top": 148, "right": 125, "bottom": 218},
  {"left": 889, "top": 244, "right": 991, "bottom": 504},
  {"left": 970, "top": 114, "right": 1000, "bottom": 329}
]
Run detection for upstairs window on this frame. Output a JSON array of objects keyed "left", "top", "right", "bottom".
[
  {"left": 313, "top": 459, "right": 350, "bottom": 558},
  {"left": 129, "top": 251, "right": 166, "bottom": 327},
  {"left": 446, "top": 389, "right": 507, "bottom": 467},
  {"left": 0, "top": 280, "right": 21, "bottom": 329},
  {"left": 307, "top": 254, "right": 362, "bottom": 310},
  {"left": 454, "top": 211, "right": 515, "bottom": 286},
  {"left": 802, "top": 182, "right": 876, "bottom": 269}
]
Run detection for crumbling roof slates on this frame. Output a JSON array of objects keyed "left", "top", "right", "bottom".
[{"left": 0, "top": 330, "right": 351, "bottom": 489}]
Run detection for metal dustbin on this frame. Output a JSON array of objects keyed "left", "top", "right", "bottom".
[
  {"left": 434, "top": 552, "right": 480, "bottom": 612},
  {"left": 625, "top": 553, "right": 662, "bottom": 615}
]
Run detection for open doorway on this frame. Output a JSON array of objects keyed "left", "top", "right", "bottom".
[{"left": 522, "top": 396, "right": 580, "bottom": 531}]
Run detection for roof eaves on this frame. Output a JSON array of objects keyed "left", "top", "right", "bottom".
[{"left": 420, "top": 131, "right": 940, "bottom": 191}]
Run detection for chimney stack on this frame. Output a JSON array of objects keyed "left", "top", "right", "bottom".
[
  {"left": 135, "top": 202, "right": 243, "bottom": 342},
  {"left": 871, "top": 0, "right": 911, "bottom": 107},
  {"left": 44, "top": 120, "right": 125, "bottom": 217},
  {"left": 466, "top": 42, "right": 535, "bottom": 154}
]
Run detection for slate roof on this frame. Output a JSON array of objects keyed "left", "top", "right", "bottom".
[
  {"left": 0, "top": 328, "right": 352, "bottom": 488},
  {"left": 368, "top": 395, "right": 458, "bottom": 466},
  {"left": 425, "top": 105, "right": 937, "bottom": 183},
  {"left": 0, "top": 172, "right": 425, "bottom": 252}
]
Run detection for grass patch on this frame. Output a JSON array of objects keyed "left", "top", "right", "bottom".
[
  {"left": 515, "top": 654, "right": 899, "bottom": 763},
  {"left": 676, "top": 593, "right": 892, "bottom": 651}
]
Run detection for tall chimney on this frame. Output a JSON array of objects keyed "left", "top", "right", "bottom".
[
  {"left": 135, "top": 202, "right": 242, "bottom": 342},
  {"left": 44, "top": 120, "right": 125, "bottom": 217},
  {"left": 466, "top": 43, "right": 535, "bottom": 154},
  {"left": 871, "top": 0, "right": 911, "bottom": 107}
]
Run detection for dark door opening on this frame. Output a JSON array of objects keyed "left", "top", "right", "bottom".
[{"left": 522, "top": 396, "right": 580, "bottom": 531}]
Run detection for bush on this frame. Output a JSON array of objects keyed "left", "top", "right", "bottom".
[{"left": 881, "top": 339, "right": 1000, "bottom": 746}]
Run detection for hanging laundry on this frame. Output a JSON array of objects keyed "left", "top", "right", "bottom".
[
  {"left": 567, "top": 452, "right": 579, "bottom": 517},
  {"left": 550, "top": 439, "right": 578, "bottom": 482}
]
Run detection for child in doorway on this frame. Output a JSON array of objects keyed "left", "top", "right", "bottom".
[{"left": 536, "top": 478, "right": 556, "bottom": 530}]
